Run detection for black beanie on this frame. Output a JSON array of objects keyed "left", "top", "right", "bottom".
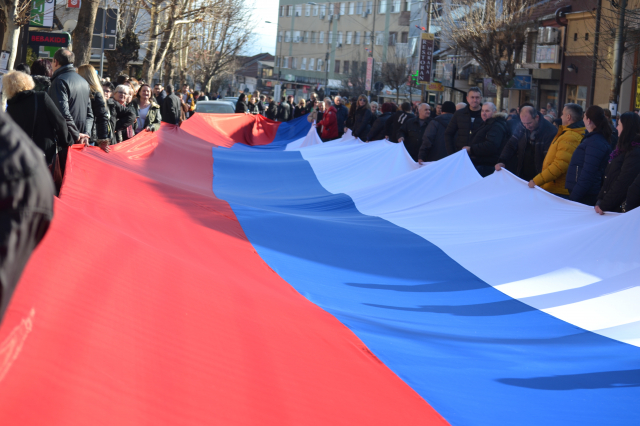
[{"left": 442, "top": 101, "right": 456, "bottom": 114}]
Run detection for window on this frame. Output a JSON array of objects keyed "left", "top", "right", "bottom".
[
  {"left": 328, "top": 31, "right": 333, "bottom": 44},
  {"left": 311, "top": 31, "right": 316, "bottom": 43},
  {"left": 305, "top": 4, "right": 311, "bottom": 16},
  {"left": 335, "top": 60, "right": 341, "bottom": 73},
  {"left": 388, "top": 32, "right": 397, "bottom": 46},
  {"left": 346, "top": 31, "right": 353, "bottom": 44},
  {"left": 283, "top": 57, "right": 289, "bottom": 68},
  {"left": 375, "top": 31, "right": 384, "bottom": 45},
  {"left": 379, "top": 0, "right": 387, "bottom": 13},
  {"left": 352, "top": 61, "right": 358, "bottom": 73},
  {"left": 303, "top": 31, "right": 309, "bottom": 42},
  {"left": 365, "top": 31, "right": 371, "bottom": 45},
  {"left": 328, "top": 2, "right": 332, "bottom": 15},
  {"left": 585, "top": 33, "right": 589, "bottom": 40},
  {"left": 356, "top": 1, "right": 363, "bottom": 14},
  {"left": 405, "top": 0, "right": 411, "bottom": 11},
  {"left": 317, "top": 59, "right": 323, "bottom": 71},
  {"left": 355, "top": 31, "right": 361, "bottom": 44},
  {"left": 573, "top": 33, "right": 577, "bottom": 41},
  {"left": 295, "top": 5, "right": 302, "bottom": 16},
  {"left": 294, "top": 30, "right": 301, "bottom": 43},
  {"left": 320, "top": 4, "right": 326, "bottom": 15},
  {"left": 313, "top": 5, "right": 318, "bottom": 15},
  {"left": 391, "top": 0, "right": 401, "bottom": 12},
  {"left": 285, "top": 31, "right": 291, "bottom": 42},
  {"left": 337, "top": 31, "right": 343, "bottom": 44},
  {"left": 287, "top": 5, "right": 293, "bottom": 16},
  {"left": 401, "top": 31, "right": 408, "bottom": 43},
  {"left": 566, "top": 85, "right": 587, "bottom": 110},
  {"left": 326, "top": 60, "right": 331, "bottom": 72},
  {"left": 366, "top": 0, "right": 372, "bottom": 13},
  {"left": 278, "top": 31, "right": 283, "bottom": 42},
  {"left": 275, "top": 57, "right": 280, "bottom": 67},
  {"left": 349, "top": 2, "right": 355, "bottom": 14},
  {"left": 280, "top": 6, "right": 285, "bottom": 16},
  {"left": 301, "top": 58, "right": 307, "bottom": 70},
  {"left": 309, "top": 58, "right": 315, "bottom": 70},
  {"left": 343, "top": 61, "right": 349, "bottom": 74},
  {"left": 319, "top": 31, "right": 325, "bottom": 43},
  {"left": 291, "top": 57, "right": 297, "bottom": 69},
  {"left": 340, "top": 2, "right": 346, "bottom": 15}
]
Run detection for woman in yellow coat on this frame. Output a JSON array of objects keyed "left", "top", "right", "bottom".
[{"left": 529, "top": 103, "right": 585, "bottom": 196}]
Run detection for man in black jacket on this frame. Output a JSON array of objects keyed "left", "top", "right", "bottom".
[
  {"left": 385, "top": 102, "right": 414, "bottom": 143},
  {"left": 276, "top": 97, "right": 291, "bottom": 122},
  {"left": 154, "top": 83, "right": 167, "bottom": 104},
  {"left": 0, "top": 112, "right": 54, "bottom": 324},
  {"left": 461, "top": 102, "right": 510, "bottom": 177},
  {"left": 265, "top": 96, "right": 277, "bottom": 120},
  {"left": 48, "top": 48, "right": 93, "bottom": 145},
  {"left": 495, "top": 106, "right": 556, "bottom": 181},
  {"left": 334, "top": 96, "right": 348, "bottom": 136},
  {"left": 397, "top": 103, "right": 431, "bottom": 161},
  {"left": 444, "top": 87, "right": 483, "bottom": 154},
  {"left": 161, "top": 85, "right": 183, "bottom": 126},
  {"left": 418, "top": 101, "right": 456, "bottom": 163}
]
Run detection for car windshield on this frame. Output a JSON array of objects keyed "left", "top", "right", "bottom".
[{"left": 196, "top": 104, "right": 233, "bottom": 114}]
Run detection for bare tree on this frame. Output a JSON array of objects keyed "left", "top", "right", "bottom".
[
  {"left": 72, "top": 0, "right": 100, "bottom": 66},
  {"left": 382, "top": 47, "right": 411, "bottom": 104},
  {"left": 440, "top": 0, "right": 538, "bottom": 110},
  {"left": 0, "top": 0, "right": 30, "bottom": 71}
]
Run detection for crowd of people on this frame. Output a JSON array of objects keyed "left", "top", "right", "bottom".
[{"left": 2, "top": 48, "right": 639, "bottom": 215}]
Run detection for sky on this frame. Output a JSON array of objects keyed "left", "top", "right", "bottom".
[{"left": 244, "top": 0, "right": 280, "bottom": 57}]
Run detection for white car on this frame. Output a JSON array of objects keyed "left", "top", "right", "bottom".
[{"left": 195, "top": 100, "right": 235, "bottom": 114}]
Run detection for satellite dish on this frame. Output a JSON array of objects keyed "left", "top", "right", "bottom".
[{"left": 63, "top": 20, "right": 77, "bottom": 33}]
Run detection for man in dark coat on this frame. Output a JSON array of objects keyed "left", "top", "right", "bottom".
[
  {"left": 444, "top": 87, "right": 483, "bottom": 154},
  {"left": 154, "top": 83, "right": 167, "bottom": 104},
  {"left": 351, "top": 99, "right": 373, "bottom": 140},
  {"left": 461, "top": 102, "right": 510, "bottom": 177},
  {"left": 495, "top": 106, "right": 557, "bottom": 181},
  {"left": 334, "top": 96, "right": 349, "bottom": 136},
  {"left": 367, "top": 103, "right": 395, "bottom": 141},
  {"left": 265, "top": 96, "right": 277, "bottom": 120},
  {"left": 385, "top": 102, "right": 414, "bottom": 143},
  {"left": 418, "top": 101, "right": 456, "bottom": 163},
  {"left": 161, "top": 84, "right": 183, "bottom": 126},
  {"left": 276, "top": 97, "right": 291, "bottom": 122},
  {"left": 0, "top": 112, "right": 54, "bottom": 324},
  {"left": 48, "top": 48, "right": 93, "bottom": 145},
  {"left": 397, "top": 103, "right": 431, "bottom": 161}
]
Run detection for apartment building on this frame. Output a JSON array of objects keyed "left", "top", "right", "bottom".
[{"left": 275, "top": 0, "right": 414, "bottom": 100}]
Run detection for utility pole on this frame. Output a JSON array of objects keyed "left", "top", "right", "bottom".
[
  {"left": 609, "top": 0, "right": 627, "bottom": 117},
  {"left": 325, "top": 13, "right": 333, "bottom": 96},
  {"left": 589, "top": 0, "right": 602, "bottom": 107}
]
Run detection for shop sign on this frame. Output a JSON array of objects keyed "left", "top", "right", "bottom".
[
  {"left": 535, "top": 45, "right": 560, "bottom": 64},
  {"left": 635, "top": 77, "right": 640, "bottom": 110},
  {"left": 505, "top": 75, "right": 532, "bottom": 90},
  {"left": 365, "top": 57, "right": 373, "bottom": 91},
  {"left": 425, "top": 82, "right": 443, "bottom": 92},
  {"left": 482, "top": 78, "right": 497, "bottom": 96},
  {"left": 30, "top": 0, "right": 55, "bottom": 28},
  {"left": 418, "top": 33, "right": 435, "bottom": 84}
]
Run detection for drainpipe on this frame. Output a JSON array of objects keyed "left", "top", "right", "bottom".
[
  {"left": 556, "top": 6, "right": 571, "bottom": 110},
  {"left": 590, "top": 0, "right": 602, "bottom": 107}
]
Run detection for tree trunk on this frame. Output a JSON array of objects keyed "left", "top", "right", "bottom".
[
  {"left": 141, "top": 1, "right": 159, "bottom": 82},
  {"left": 1, "top": 2, "right": 20, "bottom": 72},
  {"left": 72, "top": 0, "right": 100, "bottom": 66},
  {"left": 496, "top": 84, "right": 503, "bottom": 111}
]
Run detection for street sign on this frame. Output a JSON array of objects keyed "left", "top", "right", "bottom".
[
  {"left": 418, "top": 33, "right": 434, "bottom": 84},
  {"left": 505, "top": 75, "right": 531, "bottom": 90},
  {"left": 93, "top": 8, "right": 117, "bottom": 36},
  {"left": 365, "top": 57, "right": 373, "bottom": 91},
  {"left": 67, "top": 0, "right": 79, "bottom": 8},
  {"left": 91, "top": 35, "right": 116, "bottom": 50},
  {"left": 30, "top": 0, "right": 56, "bottom": 28}
]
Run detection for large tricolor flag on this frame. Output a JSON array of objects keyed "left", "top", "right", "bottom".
[{"left": 0, "top": 113, "right": 638, "bottom": 426}]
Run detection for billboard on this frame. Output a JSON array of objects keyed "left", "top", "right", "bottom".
[{"left": 30, "top": 0, "right": 56, "bottom": 28}]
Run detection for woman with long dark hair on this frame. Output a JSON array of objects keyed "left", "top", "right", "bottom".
[
  {"left": 235, "top": 93, "right": 248, "bottom": 114},
  {"left": 565, "top": 105, "right": 612, "bottom": 205},
  {"left": 344, "top": 97, "right": 358, "bottom": 132},
  {"left": 595, "top": 111, "right": 640, "bottom": 213},
  {"left": 351, "top": 95, "right": 372, "bottom": 140},
  {"left": 30, "top": 59, "right": 53, "bottom": 92},
  {"left": 134, "top": 84, "right": 162, "bottom": 133}
]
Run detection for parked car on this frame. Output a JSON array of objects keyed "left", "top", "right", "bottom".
[
  {"left": 223, "top": 97, "right": 239, "bottom": 108},
  {"left": 195, "top": 101, "right": 235, "bottom": 114}
]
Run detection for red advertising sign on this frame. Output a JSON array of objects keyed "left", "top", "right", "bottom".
[
  {"left": 418, "top": 33, "right": 435, "bottom": 84},
  {"left": 365, "top": 57, "right": 373, "bottom": 91},
  {"left": 67, "top": 0, "right": 80, "bottom": 8}
]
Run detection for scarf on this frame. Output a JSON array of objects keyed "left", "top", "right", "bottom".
[{"left": 609, "top": 142, "right": 640, "bottom": 163}]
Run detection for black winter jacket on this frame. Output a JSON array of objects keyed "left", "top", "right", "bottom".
[
  {"left": 419, "top": 113, "right": 453, "bottom": 162},
  {"left": 352, "top": 107, "right": 372, "bottom": 139},
  {"left": 154, "top": 90, "right": 167, "bottom": 105},
  {"left": 48, "top": 64, "right": 93, "bottom": 143},
  {"left": 565, "top": 131, "right": 611, "bottom": 203},
  {"left": 248, "top": 102, "right": 259, "bottom": 115},
  {"left": 256, "top": 100, "right": 265, "bottom": 115},
  {"left": 625, "top": 173, "right": 640, "bottom": 212},
  {"left": 469, "top": 112, "right": 510, "bottom": 166},
  {"left": 276, "top": 102, "right": 291, "bottom": 121},
  {"left": 160, "top": 93, "right": 182, "bottom": 126},
  {"left": 444, "top": 106, "right": 482, "bottom": 154},
  {"left": 335, "top": 104, "right": 348, "bottom": 132},
  {"left": 266, "top": 102, "right": 277, "bottom": 120},
  {"left": 397, "top": 116, "right": 431, "bottom": 161},
  {"left": 293, "top": 105, "right": 307, "bottom": 118},
  {"left": 367, "top": 112, "right": 392, "bottom": 141},
  {"left": 32, "top": 75, "right": 51, "bottom": 93},
  {"left": 89, "top": 91, "right": 110, "bottom": 142},
  {"left": 498, "top": 114, "right": 556, "bottom": 179},
  {"left": 235, "top": 100, "right": 248, "bottom": 114},
  {"left": 597, "top": 145, "right": 640, "bottom": 212},
  {"left": 385, "top": 111, "right": 415, "bottom": 143},
  {"left": 6, "top": 91, "right": 71, "bottom": 165},
  {"left": 107, "top": 98, "right": 136, "bottom": 143}
]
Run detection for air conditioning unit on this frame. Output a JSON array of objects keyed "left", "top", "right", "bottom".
[
  {"left": 337, "top": 43, "right": 343, "bottom": 48},
  {"left": 320, "top": 14, "right": 325, "bottom": 19},
  {"left": 544, "top": 27, "right": 560, "bottom": 44},
  {"left": 537, "top": 27, "right": 545, "bottom": 44},
  {"left": 362, "top": 11, "right": 368, "bottom": 17},
  {"left": 295, "top": 12, "right": 300, "bottom": 16}
]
